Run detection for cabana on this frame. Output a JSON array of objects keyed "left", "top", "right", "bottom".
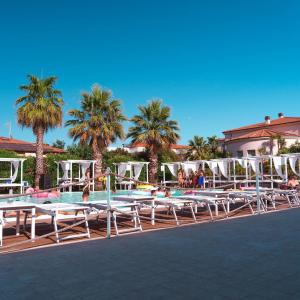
[
  {"left": 161, "top": 156, "right": 287, "bottom": 189},
  {"left": 0, "top": 158, "right": 26, "bottom": 194},
  {"left": 161, "top": 162, "right": 182, "bottom": 186},
  {"left": 161, "top": 161, "right": 207, "bottom": 186},
  {"left": 279, "top": 153, "right": 300, "bottom": 181},
  {"left": 114, "top": 162, "right": 149, "bottom": 190},
  {"left": 56, "top": 160, "right": 96, "bottom": 192}
]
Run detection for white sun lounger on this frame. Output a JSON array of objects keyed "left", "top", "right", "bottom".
[
  {"left": 0, "top": 201, "right": 36, "bottom": 247},
  {"left": 269, "top": 189, "right": 300, "bottom": 208},
  {"left": 113, "top": 195, "right": 156, "bottom": 225},
  {"left": 25, "top": 203, "right": 91, "bottom": 243},
  {"left": 176, "top": 195, "right": 228, "bottom": 219},
  {"left": 228, "top": 191, "right": 266, "bottom": 213},
  {"left": 192, "top": 190, "right": 230, "bottom": 198},
  {"left": 153, "top": 198, "right": 196, "bottom": 225},
  {"left": 78, "top": 200, "right": 143, "bottom": 235}
]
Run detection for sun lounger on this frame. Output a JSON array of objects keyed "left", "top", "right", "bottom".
[
  {"left": 78, "top": 200, "right": 143, "bottom": 235},
  {"left": 227, "top": 191, "right": 269, "bottom": 213},
  {"left": 0, "top": 201, "right": 36, "bottom": 246},
  {"left": 176, "top": 195, "right": 228, "bottom": 219},
  {"left": 24, "top": 203, "right": 91, "bottom": 243},
  {"left": 113, "top": 195, "right": 156, "bottom": 225},
  {"left": 269, "top": 189, "right": 300, "bottom": 208},
  {"left": 192, "top": 190, "right": 230, "bottom": 198},
  {"left": 154, "top": 198, "right": 196, "bottom": 225}
]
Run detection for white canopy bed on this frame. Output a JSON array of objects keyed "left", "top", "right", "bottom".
[
  {"left": 161, "top": 154, "right": 296, "bottom": 189},
  {"left": 0, "top": 158, "right": 26, "bottom": 194},
  {"left": 56, "top": 160, "right": 96, "bottom": 192},
  {"left": 114, "top": 162, "right": 149, "bottom": 190}
]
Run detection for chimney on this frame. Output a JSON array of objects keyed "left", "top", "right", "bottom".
[
  {"left": 265, "top": 116, "right": 271, "bottom": 125},
  {"left": 278, "top": 112, "right": 284, "bottom": 118}
]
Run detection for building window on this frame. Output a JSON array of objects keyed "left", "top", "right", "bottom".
[
  {"left": 237, "top": 151, "right": 243, "bottom": 158},
  {"left": 247, "top": 149, "right": 256, "bottom": 157}
]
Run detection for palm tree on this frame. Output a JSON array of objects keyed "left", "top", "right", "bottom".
[
  {"left": 16, "top": 75, "right": 63, "bottom": 187},
  {"left": 276, "top": 134, "right": 287, "bottom": 153},
  {"left": 66, "top": 85, "right": 126, "bottom": 184},
  {"left": 186, "top": 136, "right": 209, "bottom": 160},
  {"left": 127, "top": 100, "right": 180, "bottom": 182},
  {"left": 207, "top": 135, "right": 219, "bottom": 158}
]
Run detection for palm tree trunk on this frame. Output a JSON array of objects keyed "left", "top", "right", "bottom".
[
  {"left": 92, "top": 139, "right": 103, "bottom": 190},
  {"left": 35, "top": 127, "right": 44, "bottom": 188},
  {"left": 149, "top": 150, "right": 158, "bottom": 183}
]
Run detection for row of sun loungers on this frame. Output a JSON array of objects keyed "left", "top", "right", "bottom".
[{"left": 0, "top": 188, "right": 300, "bottom": 247}]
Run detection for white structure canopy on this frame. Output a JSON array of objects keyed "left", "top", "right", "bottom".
[
  {"left": 56, "top": 160, "right": 96, "bottom": 192},
  {"left": 114, "top": 161, "right": 149, "bottom": 189},
  {"left": 0, "top": 158, "right": 26, "bottom": 193},
  {"left": 161, "top": 155, "right": 295, "bottom": 188}
]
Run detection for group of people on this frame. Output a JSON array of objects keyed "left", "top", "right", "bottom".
[{"left": 178, "top": 169, "right": 206, "bottom": 189}]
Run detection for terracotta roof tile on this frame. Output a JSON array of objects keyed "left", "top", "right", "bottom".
[
  {"left": 223, "top": 117, "right": 300, "bottom": 134},
  {"left": 0, "top": 137, "right": 65, "bottom": 154},
  {"left": 225, "top": 129, "right": 300, "bottom": 142}
]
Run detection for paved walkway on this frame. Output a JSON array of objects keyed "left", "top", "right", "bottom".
[{"left": 1, "top": 209, "right": 300, "bottom": 299}]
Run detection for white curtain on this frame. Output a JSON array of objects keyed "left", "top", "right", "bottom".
[
  {"left": 273, "top": 156, "right": 286, "bottom": 179},
  {"left": 237, "top": 159, "right": 248, "bottom": 169},
  {"left": 248, "top": 159, "right": 261, "bottom": 175},
  {"left": 60, "top": 161, "right": 70, "bottom": 181},
  {"left": 206, "top": 161, "right": 218, "bottom": 175},
  {"left": 133, "top": 163, "right": 144, "bottom": 181},
  {"left": 166, "top": 164, "right": 178, "bottom": 178},
  {"left": 217, "top": 161, "right": 228, "bottom": 178},
  {"left": 249, "top": 160, "right": 258, "bottom": 174},
  {"left": 11, "top": 160, "right": 20, "bottom": 182},
  {"left": 80, "top": 162, "right": 91, "bottom": 181},
  {"left": 183, "top": 162, "right": 200, "bottom": 174},
  {"left": 118, "top": 163, "right": 128, "bottom": 182},
  {"left": 289, "top": 157, "right": 300, "bottom": 176}
]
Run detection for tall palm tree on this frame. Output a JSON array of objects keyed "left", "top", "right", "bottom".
[
  {"left": 16, "top": 75, "right": 63, "bottom": 187},
  {"left": 66, "top": 85, "right": 126, "bottom": 184},
  {"left": 207, "top": 135, "right": 219, "bottom": 158},
  {"left": 186, "top": 136, "right": 209, "bottom": 160},
  {"left": 127, "top": 100, "right": 180, "bottom": 182},
  {"left": 276, "top": 134, "right": 287, "bottom": 153}
]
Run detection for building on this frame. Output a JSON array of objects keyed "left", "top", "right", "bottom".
[
  {"left": 0, "top": 137, "right": 65, "bottom": 157},
  {"left": 124, "top": 143, "right": 191, "bottom": 155},
  {"left": 222, "top": 113, "right": 300, "bottom": 157}
]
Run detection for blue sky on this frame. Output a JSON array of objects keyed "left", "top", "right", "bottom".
[{"left": 1, "top": 0, "right": 300, "bottom": 146}]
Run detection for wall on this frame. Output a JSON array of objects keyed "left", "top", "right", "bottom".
[{"left": 225, "top": 137, "right": 299, "bottom": 157}]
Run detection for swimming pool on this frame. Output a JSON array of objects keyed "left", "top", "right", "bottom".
[{"left": 1, "top": 190, "right": 183, "bottom": 204}]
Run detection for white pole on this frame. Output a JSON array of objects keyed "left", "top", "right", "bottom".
[
  {"left": 21, "top": 161, "right": 24, "bottom": 194},
  {"left": 255, "top": 160, "right": 261, "bottom": 213},
  {"left": 114, "top": 164, "right": 117, "bottom": 190},
  {"left": 70, "top": 162, "right": 73, "bottom": 192},
  {"left": 245, "top": 161, "right": 248, "bottom": 187},
  {"left": 129, "top": 164, "right": 132, "bottom": 190},
  {"left": 56, "top": 163, "right": 59, "bottom": 187},
  {"left": 146, "top": 163, "right": 149, "bottom": 183},
  {"left": 163, "top": 164, "right": 166, "bottom": 186},
  {"left": 106, "top": 167, "right": 111, "bottom": 239},
  {"left": 284, "top": 157, "right": 288, "bottom": 183},
  {"left": 233, "top": 160, "right": 236, "bottom": 189},
  {"left": 270, "top": 157, "right": 273, "bottom": 189}
]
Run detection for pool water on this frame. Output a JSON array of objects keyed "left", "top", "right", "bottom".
[{"left": 1, "top": 190, "right": 183, "bottom": 204}]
